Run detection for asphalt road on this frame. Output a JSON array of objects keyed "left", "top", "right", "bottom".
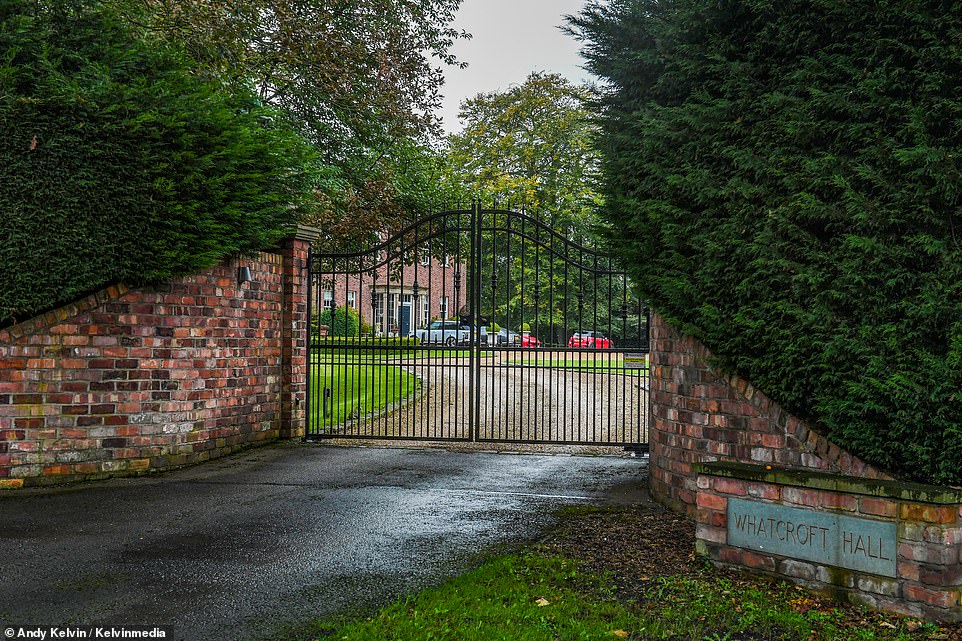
[{"left": 0, "top": 443, "right": 648, "bottom": 641}]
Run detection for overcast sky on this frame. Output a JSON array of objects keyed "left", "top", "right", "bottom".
[{"left": 437, "top": 0, "right": 594, "bottom": 134}]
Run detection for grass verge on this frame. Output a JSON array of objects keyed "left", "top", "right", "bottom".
[
  {"left": 301, "top": 554, "right": 635, "bottom": 641},
  {"left": 299, "top": 505, "right": 952, "bottom": 641},
  {"left": 305, "top": 554, "right": 931, "bottom": 640}
]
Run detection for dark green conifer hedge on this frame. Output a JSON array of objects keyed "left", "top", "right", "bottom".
[
  {"left": 573, "top": 0, "right": 962, "bottom": 484},
  {"left": 0, "top": 1, "right": 318, "bottom": 325}
]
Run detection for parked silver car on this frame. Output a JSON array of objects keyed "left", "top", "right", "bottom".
[
  {"left": 415, "top": 320, "right": 491, "bottom": 346},
  {"left": 415, "top": 320, "right": 470, "bottom": 345}
]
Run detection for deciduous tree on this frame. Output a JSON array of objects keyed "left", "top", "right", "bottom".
[
  {"left": 443, "top": 73, "right": 617, "bottom": 343},
  {"left": 112, "top": 0, "right": 468, "bottom": 245},
  {"left": 445, "top": 72, "right": 601, "bottom": 238}
]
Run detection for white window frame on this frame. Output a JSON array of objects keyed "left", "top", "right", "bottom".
[
  {"left": 388, "top": 293, "right": 399, "bottom": 330},
  {"left": 373, "top": 293, "right": 384, "bottom": 332},
  {"left": 419, "top": 295, "right": 429, "bottom": 328}
]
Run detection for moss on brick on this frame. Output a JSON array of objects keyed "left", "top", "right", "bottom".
[{"left": 696, "top": 462, "right": 962, "bottom": 506}]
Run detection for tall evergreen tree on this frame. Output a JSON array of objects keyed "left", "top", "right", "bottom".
[
  {"left": 0, "top": 1, "right": 318, "bottom": 324},
  {"left": 571, "top": 0, "right": 962, "bottom": 484}
]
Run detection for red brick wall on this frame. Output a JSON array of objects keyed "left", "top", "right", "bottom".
[
  {"left": 0, "top": 238, "right": 312, "bottom": 488},
  {"left": 649, "top": 314, "right": 887, "bottom": 515}
]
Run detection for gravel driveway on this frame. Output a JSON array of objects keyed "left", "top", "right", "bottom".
[{"left": 320, "top": 351, "right": 649, "bottom": 453}]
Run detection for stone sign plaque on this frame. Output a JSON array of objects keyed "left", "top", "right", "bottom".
[
  {"left": 727, "top": 498, "right": 898, "bottom": 577},
  {"left": 624, "top": 353, "right": 648, "bottom": 369}
]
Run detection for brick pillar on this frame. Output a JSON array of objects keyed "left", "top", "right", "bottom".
[
  {"left": 648, "top": 314, "right": 688, "bottom": 513},
  {"left": 280, "top": 225, "right": 320, "bottom": 439}
]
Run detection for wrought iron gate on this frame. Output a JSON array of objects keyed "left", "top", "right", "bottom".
[{"left": 305, "top": 206, "right": 649, "bottom": 447}]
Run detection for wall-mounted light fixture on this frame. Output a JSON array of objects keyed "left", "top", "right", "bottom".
[{"left": 238, "top": 265, "right": 253, "bottom": 284}]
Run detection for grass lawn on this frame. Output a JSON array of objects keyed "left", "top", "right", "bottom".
[
  {"left": 309, "top": 362, "right": 419, "bottom": 428},
  {"left": 306, "top": 554, "right": 637, "bottom": 640},
  {"left": 292, "top": 506, "right": 948, "bottom": 641}
]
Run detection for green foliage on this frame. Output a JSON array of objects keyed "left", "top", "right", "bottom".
[
  {"left": 315, "top": 307, "right": 363, "bottom": 338},
  {"left": 444, "top": 73, "right": 617, "bottom": 340},
  {"left": 110, "top": 0, "right": 464, "bottom": 149},
  {"left": 572, "top": 1, "right": 962, "bottom": 483},
  {"left": 108, "top": 0, "right": 467, "bottom": 249},
  {"left": 316, "top": 138, "right": 464, "bottom": 251},
  {"left": 445, "top": 72, "right": 602, "bottom": 235},
  {"left": 0, "top": 1, "right": 318, "bottom": 325}
]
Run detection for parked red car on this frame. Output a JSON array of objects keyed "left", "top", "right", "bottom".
[
  {"left": 519, "top": 334, "right": 540, "bottom": 348},
  {"left": 567, "top": 331, "right": 612, "bottom": 349}
]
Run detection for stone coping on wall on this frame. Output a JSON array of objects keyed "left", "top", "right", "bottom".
[
  {"left": 696, "top": 461, "right": 962, "bottom": 505},
  {"left": 293, "top": 224, "right": 322, "bottom": 243},
  {"left": 0, "top": 283, "right": 131, "bottom": 343},
  {"left": 0, "top": 250, "right": 287, "bottom": 344}
]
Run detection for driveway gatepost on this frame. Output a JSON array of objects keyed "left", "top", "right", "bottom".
[{"left": 280, "top": 225, "right": 320, "bottom": 439}]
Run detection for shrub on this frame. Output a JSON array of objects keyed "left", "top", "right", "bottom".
[
  {"left": 315, "top": 307, "right": 363, "bottom": 338},
  {"left": 312, "top": 337, "right": 420, "bottom": 347},
  {"left": 0, "top": 1, "right": 318, "bottom": 325},
  {"left": 574, "top": 0, "right": 962, "bottom": 484}
]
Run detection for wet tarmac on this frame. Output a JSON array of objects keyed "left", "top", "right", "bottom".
[{"left": 0, "top": 443, "right": 648, "bottom": 641}]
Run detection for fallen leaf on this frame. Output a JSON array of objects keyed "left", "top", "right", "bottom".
[
  {"left": 610, "top": 630, "right": 629, "bottom": 638},
  {"left": 29, "top": 135, "right": 38, "bottom": 151},
  {"left": 879, "top": 621, "right": 896, "bottom": 629},
  {"left": 535, "top": 597, "right": 550, "bottom": 607}
]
